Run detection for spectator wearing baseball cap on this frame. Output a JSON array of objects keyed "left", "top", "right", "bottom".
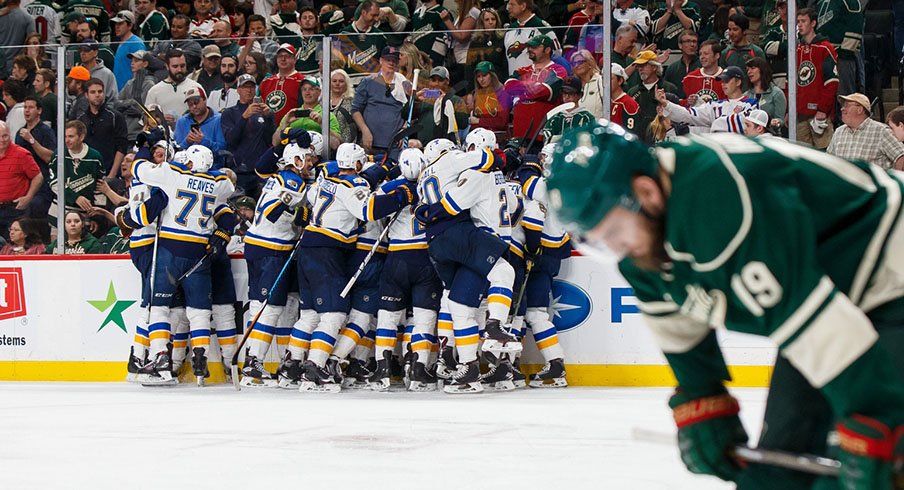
[
  {"left": 111, "top": 10, "right": 146, "bottom": 91},
  {"left": 627, "top": 50, "right": 678, "bottom": 143},
  {"left": 65, "top": 66, "right": 91, "bottom": 120},
  {"left": 610, "top": 63, "right": 641, "bottom": 136},
  {"left": 174, "top": 86, "right": 226, "bottom": 167},
  {"left": 221, "top": 73, "right": 276, "bottom": 197},
  {"left": 743, "top": 109, "right": 772, "bottom": 138},
  {"left": 542, "top": 76, "right": 596, "bottom": 142},
  {"left": 829, "top": 93, "right": 904, "bottom": 170},
  {"left": 658, "top": 64, "right": 757, "bottom": 135},
  {"left": 412, "top": 66, "right": 469, "bottom": 143},
  {"left": 287, "top": 77, "right": 342, "bottom": 146},
  {"left": 469, "top": 61, "right": 511, "bottom": 137},
  {"left": 115, "top": 51, "right": 158, "bottom": 141},
  {"left": 351, "top": 44, "right": 410, "bottom": 157},
  {"left": 190, "top": 44, "right": 225, "bottom": 96},
  {"left": 260, "top": 43, "right": 307, "bottom": 126},
  {"left": 78, "top": 39, "right": 119, "bottom": 101}
]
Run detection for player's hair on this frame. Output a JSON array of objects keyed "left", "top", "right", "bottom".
[
  {"left": 85, "top": 77, "right": 105, "bottom": 91},
  {"left": 797, "top": 7, "right": 818, "bottom": 23},
  {"left": 728, "top": 13, "right": 749, "bottom": 31},
  {"left": 700, "top": 39, "right": 722, "bottom": 58},
  {"left": 887, "top": 106, "right": 904, "bottom": 128},
  {"left": 66, "top": 120, "right": 88, "bottom": 138},
  {"left": 745, "top": 57, "right": 773, "bottom": 90}
]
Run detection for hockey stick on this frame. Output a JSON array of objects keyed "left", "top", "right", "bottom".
[
  {"left": 404, "top": 69, "right": 420, "bottom": 149},
  {"left": 444, "top": 98, "right": 462, "bottom": 148},
  {"left": 339, "top": 211, "right": 401, "bottom": 298},
  {"left": 175, "top": 253, "right": 210, "bottom": 285},
  {"left": 509, "top": 255, "right": 534, "bottom": 320},
  {"left": 230, "top": 239, "right": 303, "bottom": 390},
  {"left": 631, "top": 428, "right": 841, "bottom": 477},
  {"left": 524, "top": 102, "right": 576, "bottom": 154}
]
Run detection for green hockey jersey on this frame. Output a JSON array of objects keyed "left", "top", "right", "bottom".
[
  {"left": 619, "top": 134, "right": 904, "bottom": 412},
  {"left": 816, "top": 0, "right": 863, "bottom": 57}
]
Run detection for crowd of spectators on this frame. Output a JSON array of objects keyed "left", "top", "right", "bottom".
[{"left": 0, "top": 0, "right": 902, "bottom": 255}]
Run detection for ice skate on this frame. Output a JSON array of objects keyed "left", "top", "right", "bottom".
[
  {"left": 443, "top": 360, "right": 484, "bottom": 394},
  {"left": 277, "top": 352, "right": 303, "bottom": 389},
  {"left": 366, "top": 351, "right": 392, "bottom": 392},
  {"left": 341, "top": 358, "right": 371, "bottom": 389},
  {"left": 191, "top": 347, "right": 210, "bottom": 386},
  {"left": 298, "top": 360, "right": 341, "bottom": 393},
  {"left": 126, "top": 346, "right": 145, "bottom": 383},
  {"left": 530, "top": 358, "right": 567, "bottom": 388},
  {"left": 480, "top": 319, "right": 522, "bottom": 354},
  {"left": 407, "top": 361, "right": 437, "bottom": 392},
  {"left": 435, "top": 345, "right": 457, "bottom": 382},
  {"left": 240, "top": 352, "right": 277, "bottom": 388},
  {"left": 325, "top": 357, "right": 344, "bottom": 385},
  {"left": 480, "top": 359, "right": 515, "bottom": 391},
  {"left": 511, "top": 357, "right": 527, "bottom": 389},
  {"left": 138, "top": 346, "right": 177, "bottom": 386}
]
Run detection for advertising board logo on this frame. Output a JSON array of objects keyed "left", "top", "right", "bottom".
[
  {"left": 88, "top": 282, "right": 136, "bottom": 333},
  {"left": 549, "top": 280, "right": 592, "bottom": 332},
  {"left": 0, "top": 267, "right": 27, "bottom": 321}
]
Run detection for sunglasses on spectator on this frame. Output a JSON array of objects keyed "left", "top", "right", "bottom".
[{"left": 571, "top": 58, "right": 586, "bottom": 66}]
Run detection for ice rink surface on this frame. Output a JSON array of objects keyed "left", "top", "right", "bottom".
[{"left": 0, "top": 383, "right": 767, "bottom": 489}]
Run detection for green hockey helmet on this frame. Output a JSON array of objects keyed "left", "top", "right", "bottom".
[{"left": 546, "top": 120, "right": 658, "bottom": 234}]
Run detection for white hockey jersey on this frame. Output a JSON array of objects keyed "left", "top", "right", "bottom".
[
  {"left": 127, "top": 180, "right": 159, "bottom": 250},
  {"left": 662, "top": 97, "right": 758, "bottom": 134},
  {"left": 522, "top": 175, "right": 570, "bottom": 249},
  {"left": 245, "top": 170, "right": 307, "bottom": 252},
  {"left": 302, "top": 174, "right": 374, "bottom": 247},
  {"left": 417, "top": 148, "right": 495, "bottom": 205},
  {"left": 506, "top": 180, "right": 527, "bottom": 258},
  {"left": 439, "top": 167, "right": 514, "bottom": 244},
  {"left": 131, "top": 159, "right": 235, "bottom": 254}
]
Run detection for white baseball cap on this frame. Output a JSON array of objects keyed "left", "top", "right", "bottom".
[
  {"left": 611, "top": 63, "right": 628, "bottom": 80},
  {"left": 745, "top": 109, "right": 769, "bottom": 128}
]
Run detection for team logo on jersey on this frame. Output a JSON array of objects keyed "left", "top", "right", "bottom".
[
  {"left": 798, "top": 61, "right": 816, "bottom": 87},
  {"left": 507, "top": 41, "right": 527, "bottom": 59},
  {"left": 0, "top": 268, "right": 27, "bottom": 321},
  {"left": 267, "top": 90, "right": 287, "bottom": 112},
  {"left": 87, "top": 282, "right": 136, "bottom": 333},
  {"left": 549, "top": 280, "right": 592, "bottom": 333},
  {"left": 696, "top": 89, "right": 719, "bottom": 104}
]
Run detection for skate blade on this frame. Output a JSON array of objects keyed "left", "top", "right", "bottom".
[
  {"left": 443, "top": 382, "right": 484, "bottom": 394},
  {"left": 197, "top": 376, "right": 205, "bottom": 387},
  {"left": 277, "top": 377, "right": 300, "bottom": 389},
  {"left": 513, "top": 380, "right": 528, "bottom": 389},
  {"left": 240, "top": 377, "right": 278, "bottom": 388},
  {"left": 366, "top": 380, "right": 391, "bottom": 392},
  {"left": 482, "top": 380, "right": 516, "bottom": 391},
  {"left": 529, "top": 378, "right": 568, "bottom": 388},
  {"left": 298, "top": 381, "right": 341, "bottom": 393},
  {"left": 407, "top": 381, "right": 437, "bottom": 392},
  {"left": 480, "top": 339, "right": 523, "bottom": 354},
  {"left": 125, "top": 372, "right": 137, "bottom": 382},
  {"left": 341, "top": 379, "right": 369, "bottom": 389},
  {"left": 140, "top": 374, "right": 178, "bottom": 387}
]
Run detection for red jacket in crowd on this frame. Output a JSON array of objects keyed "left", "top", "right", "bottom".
[{"left": 795, "top": 36, "right": 839, "bottom": 118}]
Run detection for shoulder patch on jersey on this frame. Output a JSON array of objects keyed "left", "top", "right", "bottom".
[{"left": 326, "top": 176, "right": 354, "bottom": 188}]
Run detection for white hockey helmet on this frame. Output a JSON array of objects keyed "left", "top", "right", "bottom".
[
  {"left": 153, "top": 140, "right": 177, "bottom": 162},
  {"left": 539, "top": 142, "right": 558, "bottom": 168},
  {"left": 281, "top": 143, "right": 309, "bottom": 170},
  {"left": 185, "top": 145, "right": 214, "bottom": 173},
  {"left": 424, "top": 138, "right": 456, "bottom": 163},
  {"left": 399, "top": 147, "right": 426, "bottom": 181},
  {"left": 336, "top": 143, "right": 367, "bottom": 170},
  {"left": 465, "top": 127, "right": 498, "bottom": 152},
  {"left": 308, "top": 131, "right": 324, "bottom": 156},
  {"left": 173, "top": 150, "right": 189, "bottom": 164}
]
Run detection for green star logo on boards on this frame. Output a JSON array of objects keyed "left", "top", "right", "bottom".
[{"left": 87, "top": 282, "right": 136, "bottom": 333}]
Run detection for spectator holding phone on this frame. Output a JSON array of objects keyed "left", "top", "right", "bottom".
[
  {"left": 222, "top": 74, "right": 276, "bottom": 198},
  {"left": 174, "top": 86, "right": 226, "bottom": 167},
  {"left": 287, "top": 77, "right": 342, "bottom": 149}
]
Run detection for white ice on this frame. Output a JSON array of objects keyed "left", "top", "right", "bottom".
[{"left": 0, "top": 384, "right": 767, "bottom": 490}]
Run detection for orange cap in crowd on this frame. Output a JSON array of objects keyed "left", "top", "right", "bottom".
[{"left": 67, "top": 66, "right": 91, "bottom": 81}]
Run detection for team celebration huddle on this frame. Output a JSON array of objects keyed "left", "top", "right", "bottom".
[{"left": 119, "top": 120, "right": 568, "bottom": 394}]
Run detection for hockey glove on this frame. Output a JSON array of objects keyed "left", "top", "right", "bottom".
[
  {"left": 414, "top": 204, "right": 432, "bottom": 226},
  {"left": 114, "top": 207, "right": 137, "bottom": 238},
  {"left": 669, "top": 386, "right": 748, "bottom": 482},
  {"left": 836, "top": 415, "right": 904, "bottom": 490},
  {"left": 279, "top": 127, "right": 312, "bottom": 149},
  {"left": 293, "top": 206, "right": 311, "bottom": 227},
  {"left": 135, "top": 131, "right": 150, "bottom": 149},
  {"left": 502, "top": 147, "right": 523, "bottom": 174},
  {"left": 393, "top": 181, "right": 418, "bottom": 207},
  {"left": 206, "top": 228, "right": 231, "bottom": 257},
  {"left": 147, "top": 128, "right": 165, "bottom": 148}
]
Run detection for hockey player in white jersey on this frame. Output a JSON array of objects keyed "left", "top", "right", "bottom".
[
  {"left": 132, "top": 145, "right": 237, "bottom": 385},
  {"left": 515, "top": 142, "right": 569, "bottom": 387},
  {"left": 240, "top": 143, "right": 310, "bottom": 387},
  {"left": 296, "top": 143, "right": 417, "bottom": 392},
  {"left": 415, "top": 136, "right": 522, "bottom": 394},
  {"left": 367, "top": 148, "right": 444, "bottom": 392}
]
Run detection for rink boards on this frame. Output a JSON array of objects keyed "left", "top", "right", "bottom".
[{"left": 0, "top": 255, "right": 776, "bottom": 386}]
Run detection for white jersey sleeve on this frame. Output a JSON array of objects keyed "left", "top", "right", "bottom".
[{"left": 245, "top": 170, "right": 307, "bottom": 252}]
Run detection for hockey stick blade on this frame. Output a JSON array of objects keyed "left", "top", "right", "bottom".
[{"left": 631, "top": 428, "right": 841, "bottom": 477}]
